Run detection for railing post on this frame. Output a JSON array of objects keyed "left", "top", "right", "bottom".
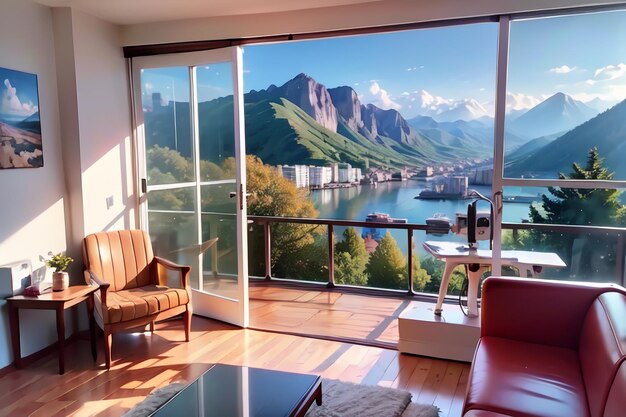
[
  {"left": 327, "top": 224, "right": 335, "bottom": 288},
  {"left": 264, "top": 221, "right": 272, "bottom": 280},
  {"left": 407, "top": 228, "right": 414, "bottom": 295}
]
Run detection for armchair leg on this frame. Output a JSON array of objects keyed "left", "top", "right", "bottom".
[
  {"left": 104, "top": 329, "right": 112, "bottom": 370},
  {"left": 149, "top": 321, "right": 155, "bottom": 334},
  {"left": 183, "top": 309, "right": 191, "bottom": 342}
]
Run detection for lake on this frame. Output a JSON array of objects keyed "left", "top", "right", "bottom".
[
  {"left": 309, "top": 180, "right": 536, "bottom": 224},
  {"left": 308, "top": 180, "right": 540, "bottom": 254}
]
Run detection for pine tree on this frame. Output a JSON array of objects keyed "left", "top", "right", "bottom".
[
  {"left": 530, "top": 147, "right": 624, "bottom": 226},
  {"left": 366, "top": 232, "right": 407, "bottom": 290},
  {"left": 527, "top": 147, "right": 625, "bottom": 278}
]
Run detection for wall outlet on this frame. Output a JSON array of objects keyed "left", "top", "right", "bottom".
[{"left": 106, "top": 195, "right": 114, "bottom": 209}]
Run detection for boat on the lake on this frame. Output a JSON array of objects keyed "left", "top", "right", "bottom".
[
  {"left": 426, "top": 213, "right": 452, "bottom": 235},
  {"left": 362, "top": 213, "right": 408, "bottom": 240}
]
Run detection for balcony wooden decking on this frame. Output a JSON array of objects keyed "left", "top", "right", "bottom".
[{"left": 249, "top": 285, "right": 422, "bottom": 348}]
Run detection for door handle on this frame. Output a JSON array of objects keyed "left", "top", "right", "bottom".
[{"left": 230, "top": 187, "right": 251, "bottom": 210}]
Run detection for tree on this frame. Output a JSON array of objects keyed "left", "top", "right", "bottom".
[
  {"left": 366, "top": 231, "right": 407, "bottom": 290},
  {"left": 529, "top": 147, "right": 624, "bottom": 226},
  {"left": 245, "top": 155, "right": 322, "bottom": 278},
  {"left": 422, "top": 256, "right": 466, "bottom": 295},
  {"left": 411, "top": 251, "right": 431, "bottom": 291},
  {"left": 527, "top": 147, "right": 625, "bottom": 279},
  {"left": 334, "top": 228, "right": 369, "bottom": 286}
]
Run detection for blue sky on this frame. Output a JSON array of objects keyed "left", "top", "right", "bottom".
[
  {"left": 141, "top": 10, "right": 626, "bottom": 120},
  {"left": 0, "top": 67, "right": 39, "bottom": 122}
]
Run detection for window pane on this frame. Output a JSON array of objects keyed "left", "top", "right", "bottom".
[
  {"left": 141, "top": 67, "right": 194, "bottom": 185},
  {"left": 504, "top": 11, "right": 626, "bottom": 180},
  {"left": 243, "top": 23, "right": 497, "bottom": 226},
  {"left": 243, "top": 23, "right": 497, "bottom": 283}
]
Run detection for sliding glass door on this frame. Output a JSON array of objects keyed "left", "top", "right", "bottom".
[{"left": 131, "top": 47, "right": 249, "bottom": 327}]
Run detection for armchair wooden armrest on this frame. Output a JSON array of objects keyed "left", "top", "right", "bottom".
[
  {"left": 154, "top": 256, "right": 191, "bottom": 288},
  {"left": 87, "top": 270, "right": 110, "bottom": 306}
]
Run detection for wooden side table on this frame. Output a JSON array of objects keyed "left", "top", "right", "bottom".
[{"left": 6, "top": 285, "right": 98, "bottom": 374}]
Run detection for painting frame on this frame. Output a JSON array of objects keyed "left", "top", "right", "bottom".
[{"left": 0, "top": 66, "right": 43, "bottom": 169}]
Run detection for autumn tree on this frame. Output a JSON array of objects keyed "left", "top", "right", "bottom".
[
  {"left": 411, "top": 251, "right": 431, "bottom": 291},
  {"left": 366, "top": 232, "right": 407, "bottom": 290},
  {"left": 245, "top": 155, "right": 322, "bottom": 278},
  {"left": 334, "top": 227, "right": 369, "bottom": 286}
]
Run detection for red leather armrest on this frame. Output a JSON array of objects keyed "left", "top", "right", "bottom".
[{"left": 480, "top": 277, "right": 625, "bottom": 349}]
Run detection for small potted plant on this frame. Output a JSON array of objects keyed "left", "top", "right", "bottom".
[{"left": 46, "top": 252, "right": 74, "bottom": 291}]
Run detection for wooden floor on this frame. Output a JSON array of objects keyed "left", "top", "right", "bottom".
[
  {"left": 0, "top": 316, "right": 470, "bottom": 417},
  {"left": 1, "top": 285, "right": 467, "bottom": 416},
  {"left": 250, "top": 285, "right": 428, "bottom": 348}
]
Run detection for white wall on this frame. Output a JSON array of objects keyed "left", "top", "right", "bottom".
[
  {"left": 0, "top": 2, "right": 134, "bottom": 370},
  {"left": 0, "top": 0, "right": 69, "bottom": 367},
  {"left": 120, "top": 0, "right": 625, "bottom": 46},
  {"left": 71, "top": 9, "right": 136, "bottom": 236}
]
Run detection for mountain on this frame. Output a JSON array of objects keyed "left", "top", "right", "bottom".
[
  {"left": 328, "top": 86, "right": 364, "bottom": 133},
  {"left": 248, "top": 73, "right": 338, "bottom": 132},
  {"left": 585, "top": 97, "right": 614, "bottom": 113},
  {"left": 147, "top": 73, "right": 497, "bottom": 170},
  {"left": 504, "top": 132, "right": 560, "bottom": 162},
  {"left": 16, "top": 111, "right": 41, "bottom": 134},
  {"left": 433, "top": 99, "right": 490, "bottom": 123},
  {"left": 508, "top": 92, "right": 598, "bottom": 139},
  {"left": 505, "top": 99, "right": 626, "bottom": 178},
  {"left": 407, "top": 115, "right": 529, "bottom": 153}
]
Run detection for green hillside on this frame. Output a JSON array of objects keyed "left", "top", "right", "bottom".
[{"left": 505, "top": 99, "right": 626, "bottom": 178}]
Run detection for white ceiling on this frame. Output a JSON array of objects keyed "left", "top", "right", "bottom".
[{"left": 35, "top": 0, "right": 383, "bottom": 25}]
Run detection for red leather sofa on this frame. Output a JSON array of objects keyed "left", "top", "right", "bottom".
[{"left": 462, "top": 276, "right": 626, "bottom": 417}]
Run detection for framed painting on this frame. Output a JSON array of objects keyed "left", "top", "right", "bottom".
[{"left": 0, "top": 67, "right": 42, "bottom": 168}]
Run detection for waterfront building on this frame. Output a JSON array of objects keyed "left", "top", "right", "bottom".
[
  {"left": 309, "top": 166, "right": 333, "bottom": 187},
  {"left": 338, "top": 163, "right": 353, "bottom": 183},
  {"left": 282, "top": 164, "right": 310, "bottom": 188}
]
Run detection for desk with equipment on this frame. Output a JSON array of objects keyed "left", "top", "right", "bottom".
[
  {"left": 399, "top": 191, "right": 566, "bottom": 361},
  {"left": 424, "top": 241, "right": 566, "bottom": 317}
]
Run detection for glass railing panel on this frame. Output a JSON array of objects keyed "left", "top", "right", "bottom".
[
  {"left": 269, "top": 222, "right": 329, "bottom": 283},
  {"left": 502, "top": 226, "right": 622, "bottom": 284}
]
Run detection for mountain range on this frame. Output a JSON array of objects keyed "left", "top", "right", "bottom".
[
  {"left": 145, "top": 72, "right": 620, "bottom": 176},
  {"left": 505, "top": 98, "right": 626, "bottom": 178}
]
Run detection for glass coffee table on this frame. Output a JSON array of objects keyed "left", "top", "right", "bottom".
[{"left": 150, "top": 364, "right": 322, "bottom": 417}]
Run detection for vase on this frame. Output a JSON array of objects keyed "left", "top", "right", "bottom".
[{"left": 52, "top": 271, "right": 69, "bottom": 291}]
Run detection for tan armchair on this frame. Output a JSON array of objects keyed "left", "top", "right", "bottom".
[{"left": 82, "top": 230, "right": 192, "bottom": 369}]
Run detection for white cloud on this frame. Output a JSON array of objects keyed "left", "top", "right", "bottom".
[
  {"left": 144, "top": 82, "right": 154, "bottom": 91},
  {"left": 368, "top": 81, "right": 401, "bottom": 110},
  {"left": 505, "top": 91, "right": 545, "bottom": 112},
  {"left": 549, "top": 65, "right": 576, "bottom": 74},
  {"left": 1, "top": 79, "right": 38, "bottom": 117},
  {"left": 593, "top": 63, "right": 626, "bottom": 80}
]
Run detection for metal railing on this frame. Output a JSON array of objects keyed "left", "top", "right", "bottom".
[{"left": 247, "top": 215, "right": 626, "bottom": 295}]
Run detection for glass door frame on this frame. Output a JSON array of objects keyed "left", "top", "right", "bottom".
[{"left": 130, "top": 47, "right": 249, "bottom": 327}]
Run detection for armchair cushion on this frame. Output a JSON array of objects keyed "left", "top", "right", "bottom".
[{"left": 96, "top": 285, "right": 190, "bottom": 324}]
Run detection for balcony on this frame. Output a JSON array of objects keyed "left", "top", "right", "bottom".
[{"left": 241, "top": 215, "right": 626, "bottom": 347}]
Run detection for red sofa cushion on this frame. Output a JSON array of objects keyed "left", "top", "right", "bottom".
[
  {"left": 464, "top": 336, "right": 590, "bottom": 417},
  {"left": 604, "top": 362, "right": 626, "bottom": 417},
  {"left": 463, "top": 410, "right": 514, "bottom": 417},
  {"left": 578, "top": 292, "right": 626, "bottom": 417}
]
